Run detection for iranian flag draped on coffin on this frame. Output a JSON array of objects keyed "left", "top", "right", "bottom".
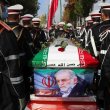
[{"left": 32, "top": 38, "right": 99, "bottom": 68}]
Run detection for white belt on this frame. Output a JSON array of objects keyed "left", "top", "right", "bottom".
[
  {"left": 100, "top": 50, "right": 107, "bottom": 54},
  {"left": 5, "top": 55, "right": 19, "bottom": 61}
]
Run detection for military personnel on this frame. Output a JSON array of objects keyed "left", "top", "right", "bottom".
[
  {"left": 55, "top": 21, "right": 67, "bottom": 38},
  {"left": 80, "top": 16, "right": 93, "bottom": 48},
  {"left": 90, "top": 10, "right": 101, "bottom": 25},
  {"left": 86, "top": 10, "right": 101, "bottom": 57},
  {"left": 21, "top": 14, "right": 34, "bottom": 53},
  {"left": 7, "top": 4, "right": 34, "bottom": 102},
  {"left": 0, "top": 1, "right": 25, "bottom": 110},
  {"left": 21, "top": 14, "right": 33, "bottom": 28},
  {"left": 49, "top": 23, "right": 56, "bottom": 41},
  {"left": 65, "top": 23, "right": 75, "bottom": 39},
  {"left": 31, "top": 17, "right": 47, "bottom": 54},
  {"left": 97, "top": 3, "right": 110, "bottom": 110},
  {"left": 75, "top": 26, "right": 81, "bottom": 38}
]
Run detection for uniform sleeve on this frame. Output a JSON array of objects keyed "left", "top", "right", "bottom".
[
  {"left": 102, "top": 46, "right": 110, "bottom": 87},
  {"left": 22, "top": 28, "right": 33, "bottom": 59},
  {"left": 0, "top": 30, "right": 25, "bottom": 99}
]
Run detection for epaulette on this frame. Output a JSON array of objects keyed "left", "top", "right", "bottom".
[{"left": 0, "top": 20, "right": 12, "bottom": 31}]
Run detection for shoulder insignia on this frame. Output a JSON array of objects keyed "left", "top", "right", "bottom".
[{"left": 0, "top": 20, "right": 12, "bottom": 31}]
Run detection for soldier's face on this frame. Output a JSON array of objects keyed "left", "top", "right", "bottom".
[{"left": 101, "top": 12, "right": 104, "bottom": 21}]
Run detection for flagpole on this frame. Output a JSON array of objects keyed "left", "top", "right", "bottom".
[{"left": 60, "top": 0, "right": 62, "bottom": 21}]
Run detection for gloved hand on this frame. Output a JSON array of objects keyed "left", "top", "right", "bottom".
[{"left": 19, "top": 98, "right": 26, "bottom": 110}]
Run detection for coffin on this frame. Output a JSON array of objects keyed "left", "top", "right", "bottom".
[{"left": 31, "top": 38, "right": 99, "bottom": 97}]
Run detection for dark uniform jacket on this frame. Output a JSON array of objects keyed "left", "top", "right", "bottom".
[
  {"left": 24, "top": 27, "right": 34, "bottom": 54},
  {"left": 99, "top": 42, "right": 110, "bottom": 110},
  {"left": 86, "top": 23, "right": 101, "bottom": 57},
  {"left": 7, "top": 22, "right": 33, "bottom": 101},
  {"left": 0, "top": 21, "right": 25, "bottom": 110},
  {"left": 98, "top": 20, "right": 110, "bottom": 63},
  {"left": 55, "top": 28, "right": 67, "bottom": 38},
  {"left": 65, "top": 30, "right": 75, "bottom": 39},
  {"left": 97, "top": 20, "right": 110, "bottom": 109},
  {"left": 31, "top": 27, "right": 47, "bottom": 54},
  {"left": 80, "top": 26, "right": 90, "bottom": 48},
  {"left": 49, "top": 28, "right": 56, "bottom": 39}
]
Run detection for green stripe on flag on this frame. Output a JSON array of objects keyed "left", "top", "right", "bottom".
[{"left": 32, "top": 48, "right": 49, "bottom": 68}]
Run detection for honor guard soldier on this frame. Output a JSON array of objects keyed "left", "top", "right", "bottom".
[
  {"left": 21, "top": 14, "right": 34, "bottom": 53},
  {"left": 66, "top": 23, "right": 80, "bottom": 46},
  {"left": 7, "top": 4, "right": 34, "bottom": 102},
  {"left": 31, "top": 17, "right": 47, "bottom": 54},
  {"left": 65, "top": 23, "right": 75, "bottom": 39},
  {"left": 97, "top": 3, "right": 110, "bottom": 110},
  {"left": 86, "top": 10, "right": 101, "bottom": 57},
  {"left": 80, "top": 16, "right": 93, "bottom": 48},
  {"left": 21, "top": 14, "right": 33, "bottom": 28},
  {"left": 55, "top": 21, "right": 67, "bottom": 38},
  {"left": 49, "top": 23, "right": 57, "bottom": 41},
  {"left": 0, "top": 1, "right": 26, "bottom": 110},
  {"left": 84, "top": 10, "right": 102, "bottom": 107}
]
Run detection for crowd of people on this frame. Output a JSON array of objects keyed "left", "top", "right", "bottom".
[{"left": 1, "top": 0, "right": 110, "bottom": 110}]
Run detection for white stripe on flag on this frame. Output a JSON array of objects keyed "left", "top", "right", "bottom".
[
  {"left": 47, "top": 0, "right": 58, "bottom": 30},
  {"left": 49, "top": 0, "right": 52, "bottom": 6},
  {"left": 47, "top": 45, "right": 80, "bottom": 67}
]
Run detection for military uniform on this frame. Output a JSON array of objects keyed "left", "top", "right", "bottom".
[
  {"left": 21, "top": 14, "right": 34, "bottom": 54},
  {"left": 55, "top": 28, "right": 67, "bottom": 38},
  {"left": 32, "top": 17, "right": 47, "bottom": 54},
  {"left": 97, "top": 3, "right": 110, "bottom": 110},
  {"left": 55, "top": 22, "right": 67, "bottom": 38},
  {"left": 0, "top": 21, "right": 25, "bottom": 110},
  {"left": 31, "top": 27, "right": 47, "bottom": 53},
  {"left": 49, "top": 27, "right": 56, "bottom": 40},
  {"left": 85, "top": 10, "right": 101, "bottom": 57},
  {"left": 80, "top": 16, "right": 93, "bottom": 48},
  {"left": 65, "top": 23, "right": 76, "bottom": 39},
  {"left": 7, "top": 4, "right": 33, "bottom": 102}
]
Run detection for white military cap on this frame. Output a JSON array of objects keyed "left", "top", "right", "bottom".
[
  {"left": 67, "top": 23, "right": 72, "bottom": 27},
  {"left": 32, "top": 17, "right": 41, "bottom": 23},
  {"left": 99, "top": 2, "right": 110, "bottom": 10},
  {"left": 58, "top": 22, "right": 65, "bottom": 25},
  {"left": 89, "top": 10, "right": 101, "bottom": 18},
  {"left": 8, "top": 4, "right": 23, "bottom": 14},
  {"left": 85, "top": 16, "right": 93, "bottom": 22},
  {"left": 21, "top": 14, "right": 33, "bottom": 20}
]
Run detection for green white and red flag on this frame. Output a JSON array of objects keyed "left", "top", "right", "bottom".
[
  {"left": 47, "top": 0, "right": 58, "bottom": 30},
  {"left": 32, "top": 38, "right": 99, "bottom": 68}
]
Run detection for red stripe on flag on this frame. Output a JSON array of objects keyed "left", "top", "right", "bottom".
[
  {"left": 78, "top": 48, "right": 99, "bottom": 68},
  {"left": 47, "top": 0, "right": 58, "bottom": 30}
]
